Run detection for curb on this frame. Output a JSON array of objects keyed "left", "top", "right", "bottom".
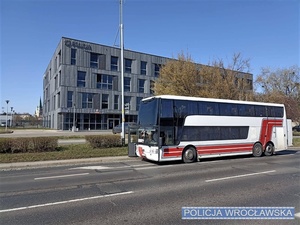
[{"left": 0, "top": 156, "right": 139, "bottom": 171}]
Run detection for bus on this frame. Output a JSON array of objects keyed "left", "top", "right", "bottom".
[{"left": 135, "top": 95, "right": 293, "bottom": 163}]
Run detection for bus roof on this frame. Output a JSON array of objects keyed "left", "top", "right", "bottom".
[{"left": 142, "top": 95, "right": 285, "bottom": 107}]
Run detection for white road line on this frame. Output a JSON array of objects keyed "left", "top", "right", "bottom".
[
  {"left": 0, "top": 191, "right": 133, "bottom": 213},
  {"left": 295, "top": 212, "right": 300, "bottom": 219},
  {"left": 34, "top": 173, "right": 89, "bottom": 180},
  {"left": 205, "top": 170, "right": 276, "bottom": 182},
  {"left": 71, "top": 164, "right": 160, "bottom": 171}
]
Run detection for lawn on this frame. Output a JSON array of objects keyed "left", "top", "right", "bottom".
[{"left": 0, "top": 144, "right": 128, "bottom": 163}]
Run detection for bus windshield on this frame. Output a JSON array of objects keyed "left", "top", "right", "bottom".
[
  {"left": 138, "top": 98, "right": 158, "bottom": 126},
  {"left": 138, "top": 127, "right": 158, "bottom": 145}
]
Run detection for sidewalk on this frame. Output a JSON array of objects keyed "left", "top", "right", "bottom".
[{"left": 0, "top": 156, "right": 139, "bottom": 171}]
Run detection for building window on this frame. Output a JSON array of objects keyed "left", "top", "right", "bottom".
[
  {"left": 71, "top": 48, "right": 76, "bottom": 65},
  {"left": 53, "top": 95, "right": 56, "bottom": 110},
  {"left": 150, "top": 80, "right": 155, "bottom": 94},
  {"left": 57, "top": 92, "right": 60, "bottom": 108},
  {"left": 102, "top": 94, "right": 109, "bottom": 109},
  {"left": 90, "top": 53, "right": 98, "bottom": 68},
  {"left": 114, "top": 95, "right": 119, "bottom": 110},
  {"left": 125, "top": 58, "right": 132, "bottom": 73},
  {"left": 124, "top": 77, "right": 131, "bottom": 92},
  {"left": 154, "top": 64, "right": 161, "bottom": 77},
  {"left": 77, "top": 71, "right": 86, "bottom": 87},
  {"left": 141, "top": 61, "right": 147, "bottom": 75},
  {"left": 67, "top": 91, "right": 73, "bottom": 108},
  {"left": 138, "top": 79, "right": 145, "bottom": 93},
  {"left": 111, "top": 56, "right": 118, "bottom": 71},
  {"left": 136, "top": 97, "right": 143, "bottom": 111},
  {"left": 96, "top": 74, "right": 113, "bottom": 90},
  {"left": 247, "top": 79, "right": 253, "bottom": 90},
  {"left": 54, "top": 75, "right": 58, "bottom": 90},
  {"left": 125, "top": 96, "right": 131, "bottom": 110},
  {"left": 82, "top": 93, "right": 93, "bottom": 109}
]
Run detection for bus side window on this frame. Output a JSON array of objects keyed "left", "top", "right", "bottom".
[
  {"left": 238, "top": 104, "right": 246, "bottom": 116},
  {"left": 231, "top": 104, "right": 238, "bottom": 116},
  {"left": 267, "top": 106, "right": 275, "bottom": 117},
  {"left": 247, "top": 105, "right": 255, "bottom": 116},
  {"left": 274, "top": 107, "right": 284, "bottom": 117},
  {"left": 255, "top": 106, "right": 266, "bottom": 117}
]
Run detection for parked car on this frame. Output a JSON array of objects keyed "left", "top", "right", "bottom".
[
  {"left": 292, "top": 125, "right": 300, "bottom": 132},
  {"left": 112, "top": 122, "right": 138, "bottom": 134}
]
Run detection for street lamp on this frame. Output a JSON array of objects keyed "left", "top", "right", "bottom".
[
  {"left": 5, "top": 100, "right": 9, "bottom": 131},
  {"left": 72, "top": 103, "right": 76, "bottom": 132},
  {"left": 10, "top": 107, "right": 13, "bottom": 127}
]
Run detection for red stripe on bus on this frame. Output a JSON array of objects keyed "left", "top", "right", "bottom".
[
  {"left": 163, "top": 144, "right": 253, "bottom": 157},
  {"left": 138, "top": 147, "right": 145, "bottom": 158},
  {"left": 259, "top": 119, "right": 283, "bottom": 148},
  {"left": 163, "top": 147, "right": 183, "bottom": 157},
  {"left": 196, "top": 143, "right": 253, "bottom": 154}
]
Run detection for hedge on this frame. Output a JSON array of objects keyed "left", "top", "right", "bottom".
[
  {"left": 0, "top": 137, "right": 58, "bottom": 153},
  {"left": 86, "top": 135, "right": 122, "bottom": 148}
]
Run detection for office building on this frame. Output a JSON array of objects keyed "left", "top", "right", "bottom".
[
  {"left": 43, "top": 37, "right": 167, "bottom": 130},
  {"left": 43, "top": 37, "right": 253, "bottom": 130}
]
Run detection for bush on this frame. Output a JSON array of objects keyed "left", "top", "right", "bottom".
[
  {"left": 0, "top": 138, "right": 12, "bottom": 153},
  {"left": 86, "top": 135, "right": 122, "bottom": 148},
  {"left": 0, "top": 137, "right": 58, "bottom": 154},
  {"left": 11, "top": 138, "right": 30, "bottom": 153},
  {"left": 30, "top": 137, "right": 58, "bottom": 152}
]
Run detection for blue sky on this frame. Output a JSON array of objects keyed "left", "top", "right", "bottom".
[{"left": 1, "top": 0, "right": 299, "bottom": 114}]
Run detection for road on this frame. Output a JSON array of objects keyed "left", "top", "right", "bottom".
[{"left": 0, "top": 150, "right": 299, "bottom": 225}]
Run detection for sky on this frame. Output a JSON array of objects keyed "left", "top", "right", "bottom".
[{"left": 0, "top": 0, "right": 299, "bottom": 114}]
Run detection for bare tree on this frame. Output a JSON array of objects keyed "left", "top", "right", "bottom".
[{"left": 255, "top": 66, "right": 300, "bottom": 122}]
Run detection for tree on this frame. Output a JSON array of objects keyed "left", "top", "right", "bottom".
[
  {"left": 153, "top": 52, "right": 200, "bottom": 96},
  {"left": 153, "top": 52, "right": 253, "bottom": 101},
  {"left": 254, "top": 66, "right": 300, "bottom": 122}
]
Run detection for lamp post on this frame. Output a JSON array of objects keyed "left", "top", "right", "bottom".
[
  {"left": 10, "top": 107, "right": 13, "bottom": 127},
  {"left": 5, "top": 100, "right": 9, "bottom": 131},
  {"left": 120, "top": 0, "right": 125, "bottom": 146},
  {"left": 72, "top": 103, "right": 76, "bottom": 132}
]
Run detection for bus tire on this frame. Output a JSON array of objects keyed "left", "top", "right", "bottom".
[
  {"left": 264, "top": 143, "right": 274, "bottom": 156},
  {"left": 182, "top": 147, "right": 197, "bottom": 163},
  {"left": 252, "top": 143, "right": 263, "bottom": 157}
]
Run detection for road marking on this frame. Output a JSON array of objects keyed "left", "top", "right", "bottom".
[
  {"left": 0, "top": 191, "right": 133, "bottom": 213},
  {"left": 295, "top": 212, "right": 300, "bottom": 219},
  {"left": 205, "top": 170, "right": 276, "bottom": 183},
  {"left": 34, "top": 173, "right": 89, "bottom": 180},
  {"left": 71, "top": 164, "right": 160, "bottom": 171}
]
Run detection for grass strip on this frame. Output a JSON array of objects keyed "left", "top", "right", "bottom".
[{"left": 0, "top": 144, "right": 128, "bottom": 163}]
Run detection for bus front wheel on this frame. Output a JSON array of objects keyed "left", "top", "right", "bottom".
[
  {"left": 182, "top": 147, "right": 197, "bottom": 163},
  {"left": 264, "top": 143, "right": 274, "bottom": 156},
  {"left": 252, "top": 143, "right": 263, "bottom": 157}
]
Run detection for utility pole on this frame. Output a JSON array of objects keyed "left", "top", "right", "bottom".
[
  {"left": 5, "top": 100, "right": 9, "bottom": 131},
  {"left": 120, "top": 0, "right": 125, "bottom": 146}
]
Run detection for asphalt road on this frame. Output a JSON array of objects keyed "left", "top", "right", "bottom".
[{"left": 0, "top": 150, "right": 299, "bottom": 225}]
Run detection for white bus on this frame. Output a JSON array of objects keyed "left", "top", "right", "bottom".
[{"left": 136, "top": 95, "right": 293, "bottom": 163}]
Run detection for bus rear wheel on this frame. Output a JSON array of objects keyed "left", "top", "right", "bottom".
[
  {"left": 182, "top": 147, "right": 197, "bottom": 163},
  {"left": 252, "top": 143, "right": 263, "bottom": 157},
  {"left": 264, "top": 143, "right": 274, "bottom": 156}
]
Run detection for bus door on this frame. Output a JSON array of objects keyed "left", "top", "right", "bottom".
[{"left": 267, "top": 106, "right": 284, "bottom": 150}]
